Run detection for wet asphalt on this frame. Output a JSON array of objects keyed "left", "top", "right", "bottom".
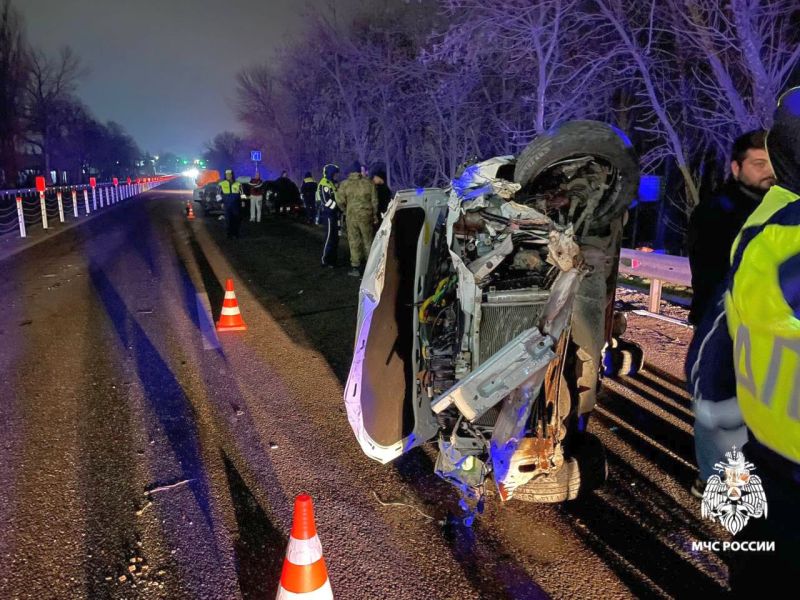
[{"left": 0, "top": 181, "right": 733, "bottom": 599}]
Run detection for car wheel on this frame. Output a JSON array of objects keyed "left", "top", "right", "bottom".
[
  {"left": 514, "top": 120, "right": 639, "bottom": 233},
  {"left": 510, "top": 433, "right": 607, "bottom": 503}
]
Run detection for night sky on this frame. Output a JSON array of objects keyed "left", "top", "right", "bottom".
[{"left": 18, "top": 0, "right": 341, "bottom": 157}]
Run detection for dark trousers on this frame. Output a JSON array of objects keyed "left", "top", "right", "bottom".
[
  {"left": 321, "top": 211, "right": 339, "bottom": 266},
  {"left": 304, "top": 200, "right": 316, "bottom": 223},
  {"left": 225, "top": 200, "right": 241, "bottom": 238},
  {"left": 728, "top": 441, "right": 800, "bottom": 597}
]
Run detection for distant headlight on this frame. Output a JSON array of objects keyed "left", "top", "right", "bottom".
[{"left": 182, "top": 168, "right": 200, "bottom": 178}]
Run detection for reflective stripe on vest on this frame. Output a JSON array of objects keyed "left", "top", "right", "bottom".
[
  {"left": 219, "top": 180, "right": 241, "bottom": 194},
  {"left": 726, "top": 185, "right": 800, "bottom": 462}
]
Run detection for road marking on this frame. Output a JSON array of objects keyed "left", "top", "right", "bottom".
[{"left": 196, "top": 292, "right": 220, "bottom": 350}]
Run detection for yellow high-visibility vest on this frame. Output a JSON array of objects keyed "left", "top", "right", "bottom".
[
  {"left": 218, "top": 180, "right": 241, "bottom": 194},
  {"left": 726, "top": 185, "right": 800, "bottom": 462}
]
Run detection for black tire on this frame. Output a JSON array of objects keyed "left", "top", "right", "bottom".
[
  {"left": 602, "top": 338, "right": 645, "bottom": 377},
  {"left": 514, "top": 120, "right": 639, "bottom": 231},
  {"left": 511, "top": 433, "right": 607, "bottom": 503}
]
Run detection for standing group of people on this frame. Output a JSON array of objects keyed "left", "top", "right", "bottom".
[
  {"left": 217, "top": 169, "right": 305, "bottom": 239},
  {"left": 315, "top": 161, "right": 392, "bottom": 276},
  {"left": 217, "top": 163, "right": 392, "bottom": 269},
  {"left": 686, "top": 87, "right": 800, "bottom": 594}
]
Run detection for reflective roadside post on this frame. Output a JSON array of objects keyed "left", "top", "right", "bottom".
[
  {"left": 16, "top": 196, "right": 25, "bottom": 238},
  {"left": 56, "top": 188, "right": 65, "bottom": 223},
  {"left": 126, "top": 177, "right": 132, "bottom": 199},
  {"left": 36, "top": 176, "right": 48, "bottom": 230},
  {"left": 83, "top": 188, "right": 90, "bottom": 215},
  {"left": 113, "top": 177, "right": 119, "bottom": 203},
  {"left": 71, "top": 189, "right": 78, "bottom": 218},
  {"left": 90, "top": 177, "right": 97, "bottom": 210}
]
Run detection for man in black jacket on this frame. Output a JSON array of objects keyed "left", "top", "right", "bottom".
[
  {"left": 274, "top": 170, "right": 301, "bottom": 216},
  {"left": 685, "top": 129, "right": 774, "bottom": 499},
  {"left": 687, "top": 130, "right": 774, "bottom": 326},
  {"left": 300, "top": 171, "right": 318, "bottom": 224},
  {"left": 370, "top": 165, "right": 392, "bottom": 220}
]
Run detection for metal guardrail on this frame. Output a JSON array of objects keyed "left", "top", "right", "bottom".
[
  {"left": 618, "top": 248, "right": 691, "bottom": 315},
  {"left": 0, "top": 176, "right": 174, "bottom": 239}
]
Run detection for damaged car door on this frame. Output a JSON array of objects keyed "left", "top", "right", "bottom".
[{"left": 344, "top": 188, "right": 447, "bottom": 464}]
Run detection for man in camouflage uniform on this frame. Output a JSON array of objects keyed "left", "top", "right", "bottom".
[{"left": 337, "top": 161, "right": 378, "bottom": 277}]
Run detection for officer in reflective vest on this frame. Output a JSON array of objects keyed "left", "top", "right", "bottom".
[
  {"left": 725, "top": 86, "right": 800, "bottom": 594},
  {"left": 219, "top": 169, "right": 243, "bottom": 239},
  {"left": 317, "top": 164, "right": 340, "bottom": 267}
]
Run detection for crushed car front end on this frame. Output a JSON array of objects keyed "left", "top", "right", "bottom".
[{"left": 345, "top": 121, "right": 639, "bottom": 508}]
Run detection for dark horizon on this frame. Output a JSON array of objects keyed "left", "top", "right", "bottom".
[{"left": 17, "top": 0, "right": 340, "bottom": 156}]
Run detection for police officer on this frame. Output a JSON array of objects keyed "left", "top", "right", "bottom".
[
  {"left": 725, "top": 86, "right": 800, "bottom": 595},
  {"left": 219, "top": 169, "right": 243, "bottom": 239},
  {"left": 317, "top": 164, "right": 340, "bottom": 267},
  {"left": 300, "top": 171, "right": 318, "bottom": 225},
  {"left": 337, "top": 161, "right": 378, "bottom": 277}
]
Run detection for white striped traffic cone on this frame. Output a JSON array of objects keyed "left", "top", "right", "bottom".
[
  {"left": 276, "top": 494, "right": 333, "bottom": 599},
  {"left": 216, "top": 278, "right": 247, "bottom": 331}
]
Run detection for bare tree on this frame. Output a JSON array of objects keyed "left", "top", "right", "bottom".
[
  {"left": 596, "top": 0, "right": 701, "bottom": 208},
  {"left": 23, "top": 46, "right": 85, "bottom": 176},
  {"left": 202, "top": 131, "right": 251, "bottom": 175},
  {"left": 677, "top": 0, "right": 800, "bottom": 159},
  {"left": 432, "top": 0, "right": 621, "bottom": 139},
  {"left": 0, "top": 0, "right": 27, "bottom": 186},
  {"left": 228, "top": 0, "right": 796, "bottom": 230}
]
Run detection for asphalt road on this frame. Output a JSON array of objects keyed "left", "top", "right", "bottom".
[{"left": 0, "top": 180, "right": 732, "bottom": 599}]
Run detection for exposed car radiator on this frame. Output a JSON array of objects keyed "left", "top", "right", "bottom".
[{"left": 477, "top": 301, "right": 546, "bottom": 366}]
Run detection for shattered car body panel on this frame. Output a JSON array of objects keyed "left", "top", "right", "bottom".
[{"left": 345, "top": 121, "right": 638, "bottom": 504}]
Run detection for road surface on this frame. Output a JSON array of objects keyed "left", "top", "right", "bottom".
[{"left": 0, "top": 180, "right": 732, "bottom": 599}]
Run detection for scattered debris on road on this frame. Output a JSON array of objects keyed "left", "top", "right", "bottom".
[
  {"left": 144, "top": 478, "right": 195, "bottom": 497},
  {"left": 372, "top": 491, "right": 440, "bottom": 524}
]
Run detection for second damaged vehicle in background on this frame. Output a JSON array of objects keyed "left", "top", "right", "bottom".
[{"left": 344, "top": 121, "right": 639, "bottom": 510}]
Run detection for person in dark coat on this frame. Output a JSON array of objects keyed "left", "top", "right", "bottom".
[
  {"left": 274, "top": 170, "right": 301, "bottom": 216},
  {"left": 300, "top": 171, "right": 318, "bottom": 224},
  {"left": 370, "top": 165, "right": 393, "bottom": 220},
  {"left": 685, "top": 129, "right": 774, "bottom": 499},
  {"left": 687, "top": 130, "right": 774, "bottom": 326}
]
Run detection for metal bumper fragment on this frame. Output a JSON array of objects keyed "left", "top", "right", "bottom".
[{"left": 431, "top": 328, "right": 556, "bottom": 421}]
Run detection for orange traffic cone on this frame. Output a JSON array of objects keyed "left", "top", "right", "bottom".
[
  {"left": 216, "top": 278, "right": 247, "bottom": 331},
  {"left": 187, "top": 201, "right": 195, "bottom": 220},
  {"left": 276, "top": 494, "right": 333, "bottom": 599}
]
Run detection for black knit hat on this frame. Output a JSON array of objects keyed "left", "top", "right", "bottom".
[{"left": 769, "top": 86, "right": 800, "bottom": 194}]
